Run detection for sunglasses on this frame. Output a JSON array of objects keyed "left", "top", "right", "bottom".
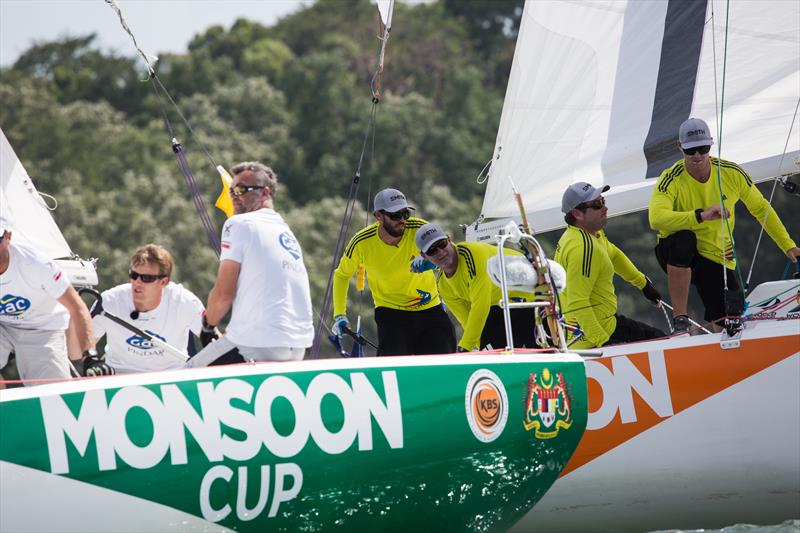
[
  {"left": 426, "top": 239, "right": 449, "bottom": 254},
  {"left": 382, "top": 210, "right": 411, "bottom": 221},
  {"left": 682, "top": 145, "right": 711, "bottom": 156},
  {"left": 129, "top": 270, "right": 167, "bottom": 283},
  {"left": 229, "top": 184, "right": 265, "bottom": 197},
  {"left": 579, "top": 197, "right": 606, "bottom": 210}
]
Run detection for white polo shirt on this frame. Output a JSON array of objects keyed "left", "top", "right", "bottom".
[
  {"left": 0, "top": 242, "right": 70, "bottom": 331},
  {"left": 93, "top": 282, "right": 204, "bottom": 373},
  {"left": 220, "top": 208, "right": 313, "bottom": 348}
]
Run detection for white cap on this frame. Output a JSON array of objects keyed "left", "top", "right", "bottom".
[{"left": 374, "top": 188, "right": 415, "bottom": 213}]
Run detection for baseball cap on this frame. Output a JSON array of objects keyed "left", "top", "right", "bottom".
[
  {"left": 679, "top": 117, "right": 714, "bottom": 149},
  {"left": 374, "top": 188, "right": 415, "bottom": 213},
  {"left": 561, "top": 182, "right": 610, "bottom": 214},
  {"left": 415, "top": 223, "right": 448, "bottom": 254}
]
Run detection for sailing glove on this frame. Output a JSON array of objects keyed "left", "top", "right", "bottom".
[
  {"left": 333, "top": 314, "right": 350, "bottom": 338},
  {"left": 641, "top": 276, "right": 662, "bottom": 305},
  {"left": 200, "top": 312, "right": 219, "bottom": 347},
  {"left": 82, "top": 349, "right": 115, "bottom": 377},
  {"left": 410, "top": 255, "right": 436, "bottom": 273}
]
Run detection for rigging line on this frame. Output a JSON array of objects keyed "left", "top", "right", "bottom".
[
  {"left": 311, "top": 3, "right": 394, "bottom": 358},
  {"left": 105, "top": 0, "right": 219, "bottom": 169},
  {"left": 745, "top": 94, "right": 800, "bottom": 288},
  {"left": 310, "top": 100, "right": 381, "bottom": 358},
  {"left": 710, "top": 0, "right": 746, "bottom": 297},
  {"left": 104, "top": 0, "right": 156, "bottom": 78}
]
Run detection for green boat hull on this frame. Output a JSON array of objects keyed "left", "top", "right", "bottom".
[{"left": 0, "top": 353, "right": 587, "bottom": 532}]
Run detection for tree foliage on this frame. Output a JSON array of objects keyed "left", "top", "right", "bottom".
[{"left": 1, "top": 0, "right": 795, "bottom": 360}]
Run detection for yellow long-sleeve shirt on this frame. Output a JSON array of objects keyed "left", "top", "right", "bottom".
[
  {"left": 554, "top": 226, "right": 646, "bottom": 348},
  {"left": 332, "top": 218, "right": 441, "bottom": 317},
  {"left": 649, "top": 158, "right": 796, "bottom": 269},
  {"left": 438, "top": 242, "right": 535, "bottom": 351}
]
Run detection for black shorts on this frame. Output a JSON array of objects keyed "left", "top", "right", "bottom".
[
  {"left": 481, "top": 306, "right": 537, "bottom": 349},
  {"left": 606, "top": 314, "right": 666, "bottom": 346},
  {"left": 655, "top": 231, "right": 742, "bottom": 322},
  {"left": 374, "top": 305, "right": 456, "bottom": 356}
]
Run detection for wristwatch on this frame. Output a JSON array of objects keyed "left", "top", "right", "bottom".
[{"left": 694, "top": 208, "right": 704, "bottom": 223}]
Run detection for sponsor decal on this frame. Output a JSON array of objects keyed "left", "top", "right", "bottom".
[
  {"left": 407, "top": 289, "right": 432, "bottom": 308},
  {"left": 0, "top": 294, "right": 31, "bottom": 316},
  {"left": 523, "top": 368, "right": 573, "bottom": 439},
  {"left": 465, "top": 369, "right": 508, "bottom": 442},
  {"left": 40, "top": 371, "right": 403, "bottom": 523},
  {"left": 125, "top": 330, "right": 167, "bottom": 350},
  {"left": 279, "top": 232, "right": 301, "bottom": 260}
]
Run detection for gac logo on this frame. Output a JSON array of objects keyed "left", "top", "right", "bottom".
[
  {"left": 0, "top": 295, "right": 31, "bottom": 316},
  {"left": 126, "top": 331, "right": 166, "bottom": 350}
]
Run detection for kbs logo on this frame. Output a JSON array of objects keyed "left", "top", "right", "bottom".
[
  {"left": 0, "top": 294, "right": 31, "bottom": 316},
  {"left": 523, "top": 368, "right": 573, "bottom": 439},
  {"left": 465, "top": 369, "right": 508, "bottom": 443}
]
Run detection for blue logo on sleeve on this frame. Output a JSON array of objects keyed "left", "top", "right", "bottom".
[
  {"left": 0, "top": 295, "right": 31, "bottom": 316},
  {"left": 126, "top": 330, "right": 167, "bottom": 350},
  {"left": 279, "top": 232, "right": 302, "bottom": 260}
]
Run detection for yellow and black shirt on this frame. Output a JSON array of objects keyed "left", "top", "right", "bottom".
[
  {"left": 438, "top": 241, "right": 535, "bottom": 351},
  {"left": 650, "top": 157, "right": 796, "bottom": 269},
  {"left": 554, "top": 226, "right": 646, "bottom": 348},
  {"left": 333, "top": 217, "right": 441, "bottom": 316}
]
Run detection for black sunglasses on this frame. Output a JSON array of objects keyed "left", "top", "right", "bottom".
[
  {"left": 229, "top": 184, "right": 265, "bottom": 197},
  {"left": 682, "top": 145, "right": 711, "bottom": 156},
  {"left": 129, "top": 270, "right": 167, "bottom": 283},
  {"left": 579, "top": 197, "right": 605, "bottom": 211},
  {"left": 382, "top": 210, "right": 411, "bottom": 221},
  {"left": 426, "top": 239, "right": 449, "bottom": 254}
]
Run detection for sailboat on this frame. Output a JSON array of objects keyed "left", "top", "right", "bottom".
[
  {"left": 0, "top": 129, "right": 588, "bottom": 530},
  {"left": 465, "top": 1, "right": 799, "bottom": 531}
]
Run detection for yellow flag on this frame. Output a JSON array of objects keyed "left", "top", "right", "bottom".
[{"left": 215, "top": 165, "right": 234, "bottom": 218}]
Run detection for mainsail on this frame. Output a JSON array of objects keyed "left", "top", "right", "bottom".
[
  {"left": 479, "top": 0, "right": 800, "bottom": 234},
  {"left": 0, "top": 128, "right": 97, "bottom": 285}
]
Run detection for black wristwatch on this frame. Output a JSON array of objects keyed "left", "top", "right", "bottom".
[{"left": 694, "top": 208, "right": 704, "bottom": 223}]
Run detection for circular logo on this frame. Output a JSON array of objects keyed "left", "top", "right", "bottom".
[
  {"left": 465, "top": 369, "right": 508, "bottom": 443},
  {"left": 278, "top": 231, "right": 301, "bottom": 260}
]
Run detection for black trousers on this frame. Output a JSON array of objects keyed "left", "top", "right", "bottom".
[
  {"left": 374, "top": 305, "right": 456, "bottom": 356},
  {"left": 481, "top": 306, "right": 537, "bottom": 349},
  {"left": 655, "top": 230, "right": 742, "bottom": 322},
  {"left": 606, "top": 314, "right": 666, "bottom": 345}
]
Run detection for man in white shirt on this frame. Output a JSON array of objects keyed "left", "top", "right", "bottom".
[
  {"left": 187, "top": 161, "right": 313, "bottom": 367},
  {"left": 0, "top": 217, "right": 105, "bottom": 385},
  {"left": 93, "top": 244, "right": 206, "bottom": 373}
]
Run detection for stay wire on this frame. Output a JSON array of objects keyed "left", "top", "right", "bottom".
[
  {"left": 310, "top": 101, "right": 381, "bottom": 358},
  {"left": 709, "top": 0, "right": 746, "bottom": 302},
  {"left": 107, "top": 0, "right": 221, "bottom": 256},
  {"left": 745, "top": 95, "right": 800, "bottom": 288}
]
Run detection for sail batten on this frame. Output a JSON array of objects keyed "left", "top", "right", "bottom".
[{"left": 481, "top": 0, "right": 800, "bottom": 229}]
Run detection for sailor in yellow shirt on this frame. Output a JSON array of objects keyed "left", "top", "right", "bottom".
[
  {"left": 332, "top": 188, "right": 455, "bottom": 356},
  {"left": 649, "top": 118, "right": 800, "bottom": 332},
  {"left": 555, "top": 183, "right": 665, "bottom": 349},
  {"left": 416, "top": 223, "right": 540, "bottom": 351}
]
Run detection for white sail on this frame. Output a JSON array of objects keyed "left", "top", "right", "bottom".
[
  {"left": 0, "top": 128, "right": 97, "bottom": 285},
  {"left": 480, "top": 0, "right": 800, "bottom": 234}
]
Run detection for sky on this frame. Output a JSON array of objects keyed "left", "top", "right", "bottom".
[{"left": 0, "top": 0, "right": 311, "bottom": 67}]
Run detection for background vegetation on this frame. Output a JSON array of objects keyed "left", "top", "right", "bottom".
[{"left": 1, "top": 0, "right": 796, "bottom": 357}]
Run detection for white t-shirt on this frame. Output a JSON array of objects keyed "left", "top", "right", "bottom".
[
  {"left": 0, "top": 242, "right": 70, "bottom": 331},
  {"left": 220, "top": 208, "right": 313, "bottom": 348},
  {"left": 93, "top": 282, "right": 204, "bottom": 373}
]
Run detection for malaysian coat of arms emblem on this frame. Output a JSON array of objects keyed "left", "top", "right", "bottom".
[{"left": 523, "top": 368, "right": 573, "bottom": 439}]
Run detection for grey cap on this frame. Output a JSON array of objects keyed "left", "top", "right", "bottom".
[
  {"left": 415, "top": 223, "right": 448, "bottom": 254},
  {"left": 374, "top": 188, "right": 415, "bottom": 213},
  {"left": 679, "top": 117, "right": 714, "bottom": 149},
  {"left": 561, "top": 182, "right": 610, "bottom": 214}
]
